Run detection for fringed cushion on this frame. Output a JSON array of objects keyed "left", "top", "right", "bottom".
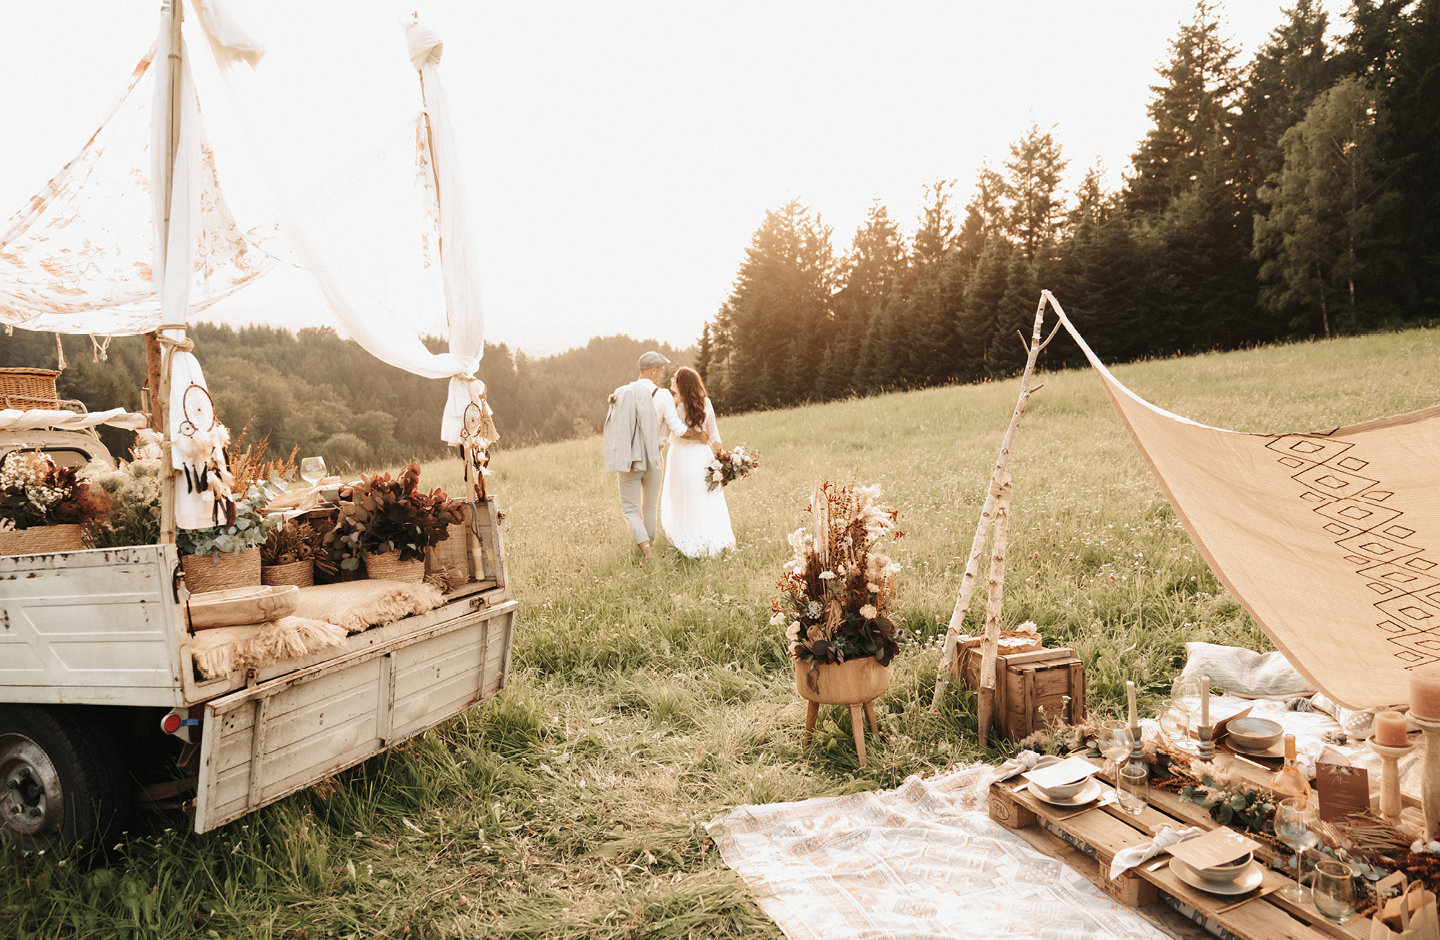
[
  {"left": 190, "top": 616, "right": 348, "bottom": 680},
  {"left": 292, "top": 580, "right": 446, "bottom": 635}
]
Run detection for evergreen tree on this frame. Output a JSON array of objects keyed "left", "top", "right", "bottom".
[
  {"left": 1254, "top": 76, "right": 1397, "bottom": 335},
  {"left": 711, "top": 200, "right": 838, "bottom": 411},
  {"left": 986, "top": 253, "right": 1040, "bottom": 377},
  {"left": 1125, "top": 1, "right": 1242, "bottom": 217},
  {"left": 955, "top": 164, "right": 1008, "bottom": 271},
  {"left": 1238, "top": 0, "right": 1335, "bottom": 194},
  {"left": 1004, "top": 122, "right": 1069, "bottom": 262},
  {"left": 957, "top": 239, "right": 1013, "bottom": 374}
]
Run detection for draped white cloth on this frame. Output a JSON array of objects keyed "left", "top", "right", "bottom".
[
  {"left": 0, "top": 1, "right": 274, "bottom": 335},
  {"left": 0, "top": 409, "right": 148, "bottom": 432}
]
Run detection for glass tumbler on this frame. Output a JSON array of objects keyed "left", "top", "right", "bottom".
[
  {"left": 1116, "top": 764, "right": 1149, "bottom": 815},
  {"left": 1312, "top": 859, "right": 1357, "bottom": 924}
]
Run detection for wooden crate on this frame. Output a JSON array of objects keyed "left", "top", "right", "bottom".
[
  {"left": 960, "top": 646, "right": 1086, "bottom": 740},
  {"left": 988, "top": 758, "right": 1370, "bottom": 940}
]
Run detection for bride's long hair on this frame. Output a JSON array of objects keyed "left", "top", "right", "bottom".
[{"left": 672, "top": 367, "right": 708, "bottom": 432}]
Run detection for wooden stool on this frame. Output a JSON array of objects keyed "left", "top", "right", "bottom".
[{"left": 795, "top": 657, "right": 889, "bottom": 769}]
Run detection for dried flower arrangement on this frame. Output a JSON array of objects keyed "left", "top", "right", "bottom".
[
  {"left": 774, "top": 481, "right": 902, "bottom": 666},
  {"left": 227, "top": 424, "right": 297, "bottom": 491},
  {"left": 261, "top": 520, "right": 321, "bottom": 567},
  {"left": 0, "top": 453, "right": 109, "bottom": 530},
  {"left": 324, "top": 462, "right": 463, "bottom": 570},
  {"left": 81, "top": 457, "right": 162, "bottom": 548}
]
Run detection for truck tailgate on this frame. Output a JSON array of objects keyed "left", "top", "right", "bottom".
[{"left": 194, "top": 599, "right": 517, "bottom": 833}]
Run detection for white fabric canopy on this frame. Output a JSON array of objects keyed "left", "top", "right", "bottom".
[
  {"left": 0, "top": 1, "right": 274, "bottom": 336},
  {"left": 0, "top": 408, "right": 148, "bottom": 432}
]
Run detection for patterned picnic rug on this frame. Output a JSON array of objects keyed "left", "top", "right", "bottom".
[{"left": 709, "top": 762, "right": 1171, "bottom": 940}]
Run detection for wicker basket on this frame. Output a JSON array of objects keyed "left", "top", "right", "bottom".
[
  {"left": 364, "top": 550, "right": 425, "bottom": 583},
  {"left": 0, "top": 368, "right": 60, "bottom": 409},
  {"left": 181, "top": 549, "right": 261, "bottom": 594},
  {"left": 0, "top": 524, "right": 84, "bottom": 556},
  {"left": 424, "top": 520, "right": 471, "bottom": 583},
  {"left": 261, "top": 559, "right": 315, "bottom": 588}
]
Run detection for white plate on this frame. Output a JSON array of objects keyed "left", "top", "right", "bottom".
[
  {"left": 1170, "top": 857, "right": 1266, "bottom": 896},
  {"left": 1226, "top": 739, "right": 1285, "bottom": 759},
  {"left": 1030, "top": 777, "right": 1103, "bottom": 807}
]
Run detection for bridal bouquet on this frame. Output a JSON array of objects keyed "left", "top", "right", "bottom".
[
  {"left": 706, "top": 445, "right": 759, "bottom": 492},
  {"left": 772, "top": 480, "right": 902, "bottom": 666}
]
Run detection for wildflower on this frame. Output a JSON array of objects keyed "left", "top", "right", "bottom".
[
  {"left": 712, "top": 471, "right": 723, "bottom": 482},
  {"left": 866, "top": 582, "right": 880, "bottom": 593},
  {"left": 818, "top": 570, "right": 836, "bottom": 580},
  {"left": 787, "top": 621, "right": 801, "bottom": 641},
  {"left": 859, "top": 604, "right": 878, "bottom": 620},
  {"left": 770, "top": 610, "right": 787, "bottom": 625},
  {"left": 807, "top": 600, "right": 823, "bottom": 619}
]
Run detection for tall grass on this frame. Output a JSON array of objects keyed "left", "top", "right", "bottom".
[{"left": 6, "top": 328, "right": 1440, "bottom": 938}]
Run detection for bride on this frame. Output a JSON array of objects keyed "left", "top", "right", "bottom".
[{"left": 661, "top": 367, "right": 736, "bottom": 557}]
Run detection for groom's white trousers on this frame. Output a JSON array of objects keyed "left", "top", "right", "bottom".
[{"left": 616, "top": 466, "right": 661, "bottom": 545}]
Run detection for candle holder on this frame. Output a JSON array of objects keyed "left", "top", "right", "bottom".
[
  {"left": 1412, "top": 715, "right": 1440, "bottom": 841},
  {"left": 1196, "top": 724, "right": 1215, "bottom": 761},
  {"left": 1128, "top": 724, "right": 1144, "bottom": 764},
  {"left": 1367, "top": 737, "right": 1416, "bottom": 827}
]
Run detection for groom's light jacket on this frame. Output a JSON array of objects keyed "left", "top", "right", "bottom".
[{"left": 603, "top": 380, "right": 661, "bottom": 473}]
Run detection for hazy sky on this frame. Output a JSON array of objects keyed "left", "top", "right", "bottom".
[{"left": 0, "top": 1, "right": 1319, "bottom": 358}]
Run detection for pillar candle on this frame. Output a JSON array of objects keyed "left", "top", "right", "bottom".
[
  {"left": 1200, "top": 676, "right": 1210, "bottom": 727},
  {"left": 1375, "top": 710, "right": 1409, "bottom": 747},
  {"left": 1412, "top": 666, "right": 1440, "bottom": 722},
  {"left": 1127, "top": 680, "right": 1137, "bottom": 727}
]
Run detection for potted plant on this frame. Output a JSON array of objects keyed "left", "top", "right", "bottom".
[
  {"left": 260, "top": 520, "right": 325, "bottom": 587},
  {"left": 0, "top": 453, "right": 110, "bottom": 555},
  {"left": 775, "top": 481, "right": 902, "bottom": 707},
  {"left": 177, "top": 480, "right": 283, "bottom": 593},
  {"left": 324, "top": 463, "right": 463, "bottom": 583}
]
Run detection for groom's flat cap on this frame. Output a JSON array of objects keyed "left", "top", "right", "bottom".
[{"left": 638, "top": 351, "right": 670, "bottom": 369}]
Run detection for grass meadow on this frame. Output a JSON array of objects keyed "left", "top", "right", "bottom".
[{"left": 6, "top": 326, "right": 1440, "bottom": 939}]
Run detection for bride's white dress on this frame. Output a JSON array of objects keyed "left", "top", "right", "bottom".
[{"left": 661, "top": 397, "right": 736, "bottom": 558}]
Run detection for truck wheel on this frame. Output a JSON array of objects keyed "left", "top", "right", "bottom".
[{"left": 0, "top": 705, "right": 130, "bottom": 853}]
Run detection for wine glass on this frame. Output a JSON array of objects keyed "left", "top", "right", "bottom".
[
  {"left": 300, "top": 456, "right": 327, "bottom": 487},
  {"left": 1275, "top": 797, "right": 1320, "bottom": 903},
  {"left": 1171, "top": 675, "right": 1204, "bottom": 718},
  {"left": 1158, "top": 698, "right": 1195, "bottom": 751},
  {"left": 1312, "top": 858, "right": 1357, "bottom": 924},
  {"left": 1097, "top": 718, "right": 1131, "bottom": 798}
]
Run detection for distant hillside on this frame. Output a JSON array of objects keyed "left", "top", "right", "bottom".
[{"left": 0, "top": 326, "right": 693, "bottom": 468}]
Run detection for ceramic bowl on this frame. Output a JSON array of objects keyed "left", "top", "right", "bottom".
[
  {"left": 1226, "top": 717, "right": 1284, "bottom": 751},
  {"left": 1030, "top": 776, "right": 1089, "bottom": 801},
  {"left": 1194, "top": 852, "right": 1253, "bottom": 884}
]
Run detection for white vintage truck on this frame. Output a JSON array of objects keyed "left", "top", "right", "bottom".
[
  {"left": 0, "top": 425, "right": 516, "bottom": 850},
  {"left": 1, "top": 1, "right": 516, "bottom": 852}
]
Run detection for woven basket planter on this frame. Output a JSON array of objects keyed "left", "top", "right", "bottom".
[
  {"left": 364, "top": 550, "right": 425, "bottom": 583},
  {"left": 261, "top": 559, "right": 315, "bottom": 588},
  {"left": 181, "top": 549, "right": 261, "bottom": 594},
  {"left": 424, "top": 521, "right": 470, "bottom": 583},
  {"left": 795, "top": 656, "right": 890, "bottom": 706},
  {"left": 0, "top": 523, "right": 84, "bottom": 556}
]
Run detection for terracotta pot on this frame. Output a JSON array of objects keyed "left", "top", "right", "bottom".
[
  {"left": 0, "top": 523, "right": 83, "bottom": 556},
  {"left": 794, "top": 656, "right": 890, "bottom": 705},
  {"left": 261, "top": 559, "right": 315, "bottom": 588},
  {"left": 364, "top": 550, "right": 425, "bottom": 583},
  {"left": 181, "top": 549, "right": 261, "bottom": 594}
]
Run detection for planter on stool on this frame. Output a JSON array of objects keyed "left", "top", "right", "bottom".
[{"left": 795, "top": 656, "right": 889, "bottom": 768}]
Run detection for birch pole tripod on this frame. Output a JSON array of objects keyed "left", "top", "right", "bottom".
[{"left": 930, "top": 291, "right": 1060, "bottom": 713}]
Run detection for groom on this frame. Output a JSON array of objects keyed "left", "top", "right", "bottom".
[{"left": 603, "top": 351, "right": 682, "bottom": 558}]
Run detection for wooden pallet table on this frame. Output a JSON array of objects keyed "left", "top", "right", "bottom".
[{"left": 989, "top": 758, "right": 1371, "bottom": 940}]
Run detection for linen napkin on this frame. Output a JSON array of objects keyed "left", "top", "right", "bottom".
[
  {"left": 990, "top": 749, "right": 1043, "bottom": 784},
  {"left": 1109, "top": 825, "right": 1205, "bottom": 879}
]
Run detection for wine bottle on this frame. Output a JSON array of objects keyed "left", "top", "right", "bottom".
[{"left": 1270, "top": 733, "right": 1312, "bottom": 801}]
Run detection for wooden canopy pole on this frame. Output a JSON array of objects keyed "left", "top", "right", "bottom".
[
  {"left": 976, "top": 476, "right": 1012, "bottom": 748},
  {"left": 157, "top": 0, "right": 184, "bottom": 547},
  {"left": 931, "top": 293, "right": 1059, "bottom": 710}
]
